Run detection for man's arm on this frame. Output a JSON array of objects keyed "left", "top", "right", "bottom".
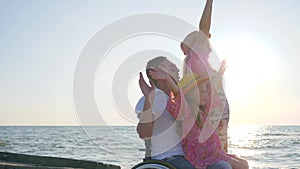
[
  {"left": 199, "top": 0, "right": 213, "bottom": 37},
  {"left": 138, "top": 72, "right": 152, "bottom": 97},
  {"left": 137, "top": 91, "right": 154, "bottom": 139}
]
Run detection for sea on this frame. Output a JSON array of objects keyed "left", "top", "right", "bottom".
[{"left": 0, "top": 125, "right": 299, "bottom": 169}]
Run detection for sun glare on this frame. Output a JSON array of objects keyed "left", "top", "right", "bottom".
[{"left": 215, "top": 34, "right": 278, "bottom": 101}]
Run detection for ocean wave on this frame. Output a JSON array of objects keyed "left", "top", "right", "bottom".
[
  {"left": 0, "top": 141, "right": 7, "bottom": 147},
  {"left": 262, "top": 133, "right": 293, "bottom": 136}
]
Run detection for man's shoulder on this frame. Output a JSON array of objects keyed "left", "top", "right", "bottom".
[
  {"left": 153, "top": 88, "right": 168, "bottom": 99},
  {"left": 154, "top": 88, "right": 166, "bottom": 95},
  {"left": 135, "top": 89, "right": 167, "bottom": 114}
]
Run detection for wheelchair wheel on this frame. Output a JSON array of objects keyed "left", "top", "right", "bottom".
[{"left": 132, "top": 159, "right": 176, "bottom": 169}]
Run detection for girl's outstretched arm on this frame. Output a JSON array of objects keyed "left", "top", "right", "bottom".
[{"left": 199, "top": 0, "right": 213, "bottom": 38}]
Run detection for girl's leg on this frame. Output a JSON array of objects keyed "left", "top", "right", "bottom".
[
  {"left": 227, "top": 156, "right": 249, "bottom": 169},
  {"left": 207, "top": 160, "right": 232, "bottom": 169}
]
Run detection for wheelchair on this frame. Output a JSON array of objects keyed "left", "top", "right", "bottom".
[{"left": 132, "top": 159, "right": 176, "bottom": 169}]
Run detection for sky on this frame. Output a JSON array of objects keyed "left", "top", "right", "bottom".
[{"left": 0, "top": 0, "right": 300, "bottom": 126}]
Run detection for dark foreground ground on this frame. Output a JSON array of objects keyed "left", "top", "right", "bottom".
[{"left": 0, "top": 152, "right": 120, "bottom": 169}]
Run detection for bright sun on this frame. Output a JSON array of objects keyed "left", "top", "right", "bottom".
[{"left": 214, "top": 34, "right": 278, "bottom": 101}]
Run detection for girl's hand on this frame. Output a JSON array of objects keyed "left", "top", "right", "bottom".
[{"left": 218, "top": 60, "right": 227, "bottom": 75}]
